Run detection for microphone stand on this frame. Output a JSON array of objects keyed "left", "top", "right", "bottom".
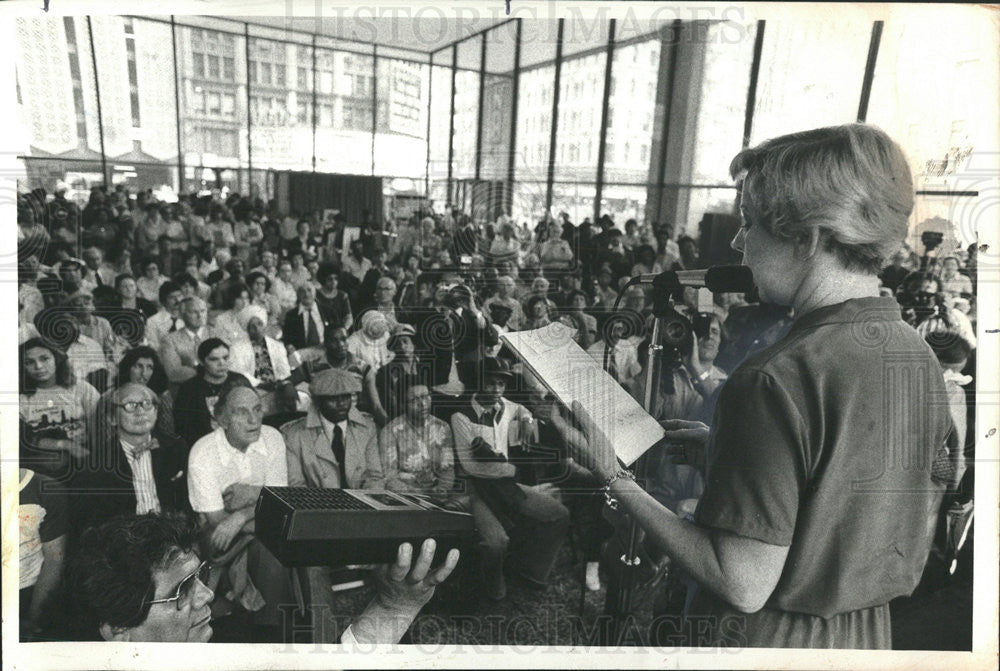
[{"left": 600, "top": 279, "right": 673, "bottom": 645}]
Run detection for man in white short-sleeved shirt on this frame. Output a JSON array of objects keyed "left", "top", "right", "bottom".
[
  {"left": 187, "top": 382, "right": 293, "bottom": 641},
  {"left": 188, "top": 423, "right": 288, "bottom": 512}
]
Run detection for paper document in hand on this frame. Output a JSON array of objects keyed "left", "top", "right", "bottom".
[{"left": 501, "top": 322, "right": 663, "bottom": 466}]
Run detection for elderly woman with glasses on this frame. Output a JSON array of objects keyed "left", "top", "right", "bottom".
[
  {"left": 71, "top": 382, "right": 189, "bottom": 536},
  {"left": 559, "top": 125, "right": 960, "bottom": 649}
]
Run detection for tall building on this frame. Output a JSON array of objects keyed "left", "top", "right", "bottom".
[{"left": 16, "top": 16, "right": 177, "bottom": 192}]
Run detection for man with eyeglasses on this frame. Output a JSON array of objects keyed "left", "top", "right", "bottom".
[
  {"left": 72, "top": 383, "right": 189, "bottom": 533},
  {"left": 69, "top": 468, "right": 459, "bottom": 643},
  {"left": 65, "top": 513, "right": 215, "bottom": 642}
]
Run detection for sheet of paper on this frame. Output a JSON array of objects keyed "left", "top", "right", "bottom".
[{"left": 501, "top": 322, "right": 663, "bottom": 466}]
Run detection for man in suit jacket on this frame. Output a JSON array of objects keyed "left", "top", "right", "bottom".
[
  {"left": 281, "top": 368, "right": 383, "bottom": 490},
  {"left": 160, "top": 296, "right": 219, "bottom": 386},
  {"left": 280, "top": 368, "right": 384, "bottom": 644},
  {"left": 281, "top": 284, "right": 337, "bottom": 353},
  {"left": 72, "top": 383, "right": 189, "bottom": 536}
]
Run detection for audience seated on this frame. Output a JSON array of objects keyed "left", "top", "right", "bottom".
[
  {"left": 450, "top": 357, "right": 569, "bottom": 601},
  {"left": 282, "top": 368, "right": 383, "bottom": 490},
  {"left": 20, "top": 337, "right": 99, "bottom": 479},
  {"left": 379, "top": 378, "right": 458, "bottom": 498},
  {"left": 160, "top": 296, "right": 219, "bottom": 386},
  {"left": 73, "top": 383, "right": 189, "bottom": 532},
  {"left": 228, "top": 306, "right": 299, "bottom": 418},
  {"left": 17, "top": 178, "right": 976, "bottom": 646},
  {"left": 187, "top": 382, "right": 295, "bottom": 643},
  {"left": 282, "top": 284, "right": 337, "bottom": 354},
  {"left": 173, "top": 338, "right": 251, "bottom": 454}
]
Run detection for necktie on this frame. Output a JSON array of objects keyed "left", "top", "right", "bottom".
[
  {"left": 305, "top": 309, "right": 320, "bottom": 347},
  {"left": 169, "top": 318, "right": 179, "bottom": 333},
  {"left": 481, "top": 404, "right": 500, "bottom": 425},
  {"left": 331, "top": 424, "right": 347, "bottom": 486}
]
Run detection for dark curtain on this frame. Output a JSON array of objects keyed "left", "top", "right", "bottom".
[{"left": 278, "top": 171, "right": 383, "bottom": 224}]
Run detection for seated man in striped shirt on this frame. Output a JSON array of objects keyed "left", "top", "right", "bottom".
[
  {"left": 450, "top": 357, "right": 569, "bottom": 601},
  {"left": 72, "top": 382, "right": 189, "bottom": 536}
]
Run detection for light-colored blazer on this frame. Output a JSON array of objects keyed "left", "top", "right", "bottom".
[
  {"left": 281, "top": 406, "right": 383, "bottom": 490},
  {"left": 160, "top": 328, "right": 202, "bottom": 384},
  {"left": 228, "top": 336, "right": 292, "bottom": 387},
  {"left": 160, "top": 326, "right": 224, "bottom": 385}
]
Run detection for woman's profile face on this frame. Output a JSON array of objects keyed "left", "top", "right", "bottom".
[
  {"left": 129, "top": 357, "right": 155, "bottom": 385},
  {"left": 24, "top": 347, "right": 57, "bottom": 386},
  {"left": 731, "top": 205, "right": 796, "bottom": 305}
]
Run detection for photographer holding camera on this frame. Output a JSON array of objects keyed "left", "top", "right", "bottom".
[{"left": 896, "top": 271, "right": 976, "bottom": 350}]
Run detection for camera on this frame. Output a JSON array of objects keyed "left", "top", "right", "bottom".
[{"left": 654, "top": 308, "right": 715, "bottom": 395}]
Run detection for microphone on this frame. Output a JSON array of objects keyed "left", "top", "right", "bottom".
[{"left": 635, "top": 265, "right": 756, "bottom": 293}]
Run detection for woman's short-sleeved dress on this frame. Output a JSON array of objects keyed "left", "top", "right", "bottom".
[{"left": 688, "top": 297, "right": 955, "bottom": 649}]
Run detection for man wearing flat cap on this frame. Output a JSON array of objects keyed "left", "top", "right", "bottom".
[
  {"left": 280, "top": 368, "right": 385, "bottom": 643},
  {"left": 281, "top": 368, "right": 384, "bottom": 491}
]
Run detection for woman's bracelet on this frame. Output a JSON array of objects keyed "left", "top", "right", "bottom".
[{"left": 602, "top": 467, "right": 636, "bottom": 509}]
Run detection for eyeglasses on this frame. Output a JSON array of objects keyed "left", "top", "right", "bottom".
[
  {"left": 117, "top": 399, "right": 156, "bottom": 413},
  {"left": 147, "top": 561, "right": 211, "bottom": 610}
]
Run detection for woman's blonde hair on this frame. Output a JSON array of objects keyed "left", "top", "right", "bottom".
[{"left": 730, "top": 124, "right": 913, "bottom": 274}]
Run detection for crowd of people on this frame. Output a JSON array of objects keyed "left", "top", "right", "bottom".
[{"left": 16, "top": 129, "right": 978, "bottom": 647}]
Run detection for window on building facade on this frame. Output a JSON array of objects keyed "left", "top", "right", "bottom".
[{"left": 192, "top": 89, "right": 206, "bottom": 114}]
